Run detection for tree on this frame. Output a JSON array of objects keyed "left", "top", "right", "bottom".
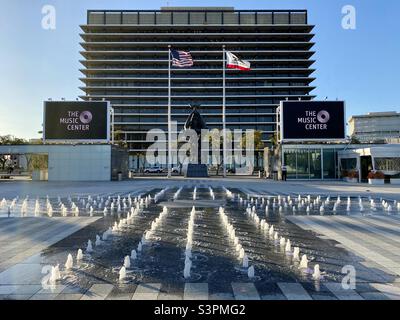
[
  {"left": 0, "top": 135, "right": 27, "bottom": 145},
  {"left": 350, "top": 135, "right": 361, "bottom": 144},
  {"left": 270, "top": 132, "right": 280, "bottom": 147},
  {"left": 240, "top": 130, "right": 264, "bottom": 150},
  {"left": 240, "top": 130, "right": 265, "bottom": 170},
  {"left": 208, "top": 129, "right": 233, "bottom": 176},
  {"left": 114, "top": 130, "right": 128, "bottom": 148},
  {"left": 25, "top": 154, "right": 48, "bottom": 171}
]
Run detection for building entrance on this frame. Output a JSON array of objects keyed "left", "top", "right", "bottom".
[{"left": 360, "top": 156, "right": 373, "bottom": 183}]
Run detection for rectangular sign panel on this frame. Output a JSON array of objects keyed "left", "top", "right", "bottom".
[
  {"left": 43, "top": 101, "right": 110, "bottom": 142},
  {"left": 280, "top": 101, "right": 346, "bottom": 141}
]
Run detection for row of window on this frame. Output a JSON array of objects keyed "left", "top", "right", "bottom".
[
  {"left": 84, "top": 90, "right": 310, "bottom": 96},
  {"left": 85, "top": 72, "right": 313, "bottom": 77},
  {"left": 121, "top": 132, "right": 274, "bottom": 141},
  {"left": 88, "top": 97, "right": 311, "bottom": 104},
  {"left": 113, "top": 107, "right": 276, "bottom": 114},
  {"left": 83, "top": 82, "right": 309, "bottom": 87},
  {"left": 88, "top": 11, "right": 307, "bottom": 26},
  {"left": 115, "top": 124, "right": 275, "bottom": 131},
  {"left": 114, "top": 116, "right": 275, "bottom": 123}
]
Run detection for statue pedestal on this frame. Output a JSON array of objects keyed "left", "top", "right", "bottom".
[{"left": 185, "top": 164, "right": 209, "bottom": 178}]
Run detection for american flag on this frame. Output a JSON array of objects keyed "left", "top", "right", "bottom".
[{"left": 171, "top": 50, "right": 194, "bottom": 67}]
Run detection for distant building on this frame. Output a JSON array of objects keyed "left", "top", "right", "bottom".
[{"left": 348, "top": 111, "right": 400, "bottom": 143}]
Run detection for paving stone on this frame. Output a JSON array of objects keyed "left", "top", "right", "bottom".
[
  {"left": 184, "top": 283, "right": 209, "bottom": 300},
  {"left": 232, "top": 283, "right": 260, "bottom": 300},
  {"left": 132, "top": 283, "right": 161, "bottom": 300},
  {"left": 360, "top": 292, "right": 390, "bottom": 300},
  {"left": 29, "top": 293, "right": 58, "bottom": 300},
  {"left": 81, "top": 283, "right": 114, "bottom": 300},
  {"left": 55, "top": 293, "right": 84, "bottom": 300},
  {"left": 106, "top": 293, "right": 133, "bottom": 300},
  {"left": 277, "top": 283, "right": 312, "bottom": 300},
  {"left": 261, "top": 294, "right": 287, "bottom": 300}
]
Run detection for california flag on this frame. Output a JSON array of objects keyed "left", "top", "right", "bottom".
[{"left": 226, "top": 51, "right": 251, "bottom": 71}]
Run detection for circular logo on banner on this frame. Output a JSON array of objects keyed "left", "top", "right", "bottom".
[
  {"left": 80, "top": 111, "right": 93, "bottom": 124},
  {"left": 317, "top": 110, "right": 330, "bottom": 124}
]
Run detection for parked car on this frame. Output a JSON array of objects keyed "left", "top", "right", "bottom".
[
  {"left": 172, "top": 167, "right": 180, "bottom": 173},
  {"left": 144, "top": 166, "right": 163, "bottom": 174}
]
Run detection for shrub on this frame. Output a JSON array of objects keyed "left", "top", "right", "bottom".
[
  {"left": 367, "top": 171, "right": 385, "bottom": 179},
  {"left": 348, "top": 170, "right": 359, "bottom": 179}
]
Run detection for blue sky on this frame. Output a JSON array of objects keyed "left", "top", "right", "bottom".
[{"left": 0, "top": 0, "right": 399, "bottom": 139}]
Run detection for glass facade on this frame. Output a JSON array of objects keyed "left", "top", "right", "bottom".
[
  {"left": 283, "top": 147, "right": 338, "bottom": 180},
  {"left": 80, "top": 7, "right": 316, "bottom": 159}
]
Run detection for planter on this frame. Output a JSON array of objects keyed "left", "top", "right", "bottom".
[
  {"left": 390, "top": 178, "right": 400, "bottom": 185},
  {"left": 344, "top": 177, "right": 358, "bottom": 183},
  {"left": 368, "top": 178, "right": 385, "bottom": 185}
]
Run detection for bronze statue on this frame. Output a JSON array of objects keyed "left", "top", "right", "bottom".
[
  {"left": 184, "top": 104, "right": 208, "bottom": 134},
  {"left": 183, "top": 105, "right": 209, "bottom": 177}
]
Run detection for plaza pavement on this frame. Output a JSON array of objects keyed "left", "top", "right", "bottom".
[
  {"left": 0, "top": 177, "right": 399, "bottom": 200},
  {"left": 0, "top": 179, "right": 399, "bottom": 300}
]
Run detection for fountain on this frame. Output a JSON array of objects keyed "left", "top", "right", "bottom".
[
  {"left": 86, "top": 240, "right": 93, "bottom": 253},
  {"left": 184, "top": 260, "right": 192, "bottom": 279},
  {"left": 285, "top": 239, "right": 292, "bottom": 254},
  {"left": 50, "top": 265, "right": 61, "bottom": 284},
  {"left": 299, "top": 254, "right": 309, "bottom": 270},
  {"left": 34, "top": 200, "right": 40, "bottom": 217},
  {"left": 65, "top": 254, "right": 73, "bottom": 270},
  {"left": 20, "top": 200, "right": 28, "bottom": 217},
  {"left": 131, "top": 249, "right": 137, "bottom": 260},
  {"left": 280, "top": 237, "right": 286, "bottom": 246},
  {"left": 293, "top": 247, "right": 300, "bottom": 260},
  {"left": 173, "top": 187, "right": 183, "bottom": 200},
  {"left": 247, "top": 266, "right": 255, "bottom": 279},
  {"left": 239, "top": 248, "right": 245, "bottom": 259},
  {"left": 209, "top": 187, "right": 215, "bottom": 200},
  {"left": 268, "top": 225, "right": 274, "bottom": 237},
  {"left": 243, "top": 254, "right": 249, "bottom": 268},
  {"left": 47, "top": 204, "right": 53, "bottom": 218},
  {"left": 119, "top": 266, "right": 127, "bottom": 281},
  {"left": 137, "top": 241, "right": 143, "bottom": 252},
  {"left": 95, "top": 235, "right": 102, "bottom": 246},
  {"left": 124, "top": 256, "right": 131, "bottom": 269},
  {"left": 77, "top": 249, "right": 83, "bottom": 261},
  {"left": 312, "top": 264, "right": 321, "bottom": 280},
  {"left": 225, "top": 188, "right": 234, "bottom": 199}
]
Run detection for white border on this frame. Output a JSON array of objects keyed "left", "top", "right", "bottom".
[
  {"left": 279, "top": 100, "right": 347, "bottom": 142},
  {"left": 43, "top": 101, "right": 111, "bottom": 144}
]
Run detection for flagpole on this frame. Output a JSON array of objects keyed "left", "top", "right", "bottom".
[
  {"left": 167, "top": 45, "right": 172, "bottom": 178},
  {"left": 222, "top": 45, "right": 227, "bottom": 178}
]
